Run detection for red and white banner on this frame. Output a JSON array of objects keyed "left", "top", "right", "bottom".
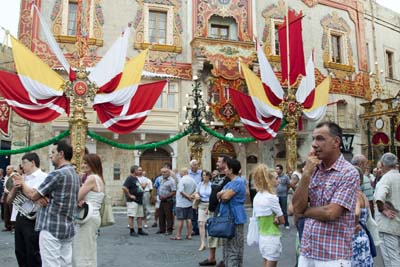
[
  {"left": 0, "top": 100, "right": 11, "bottom": 136},
  {"left": 94, "top": 81, "right": 166, "bottom": 134},
  {"left": 278, "top": 10, "right": 306, "bottom": 85},
  {"left": 229, "top": 88, "right": 281, "bottom": 141}
]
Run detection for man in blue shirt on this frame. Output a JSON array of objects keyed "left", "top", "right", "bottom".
[
  {"left": 276, "top": 164, "right": 290, "bottom": 229},
  {"left": 188, "top": 159, "right": 202, "bottom": 236}
]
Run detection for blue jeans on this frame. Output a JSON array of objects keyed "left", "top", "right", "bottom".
[
  {"left": 191, "top": 208, "right": 199, "bottom": 234},
  {"left": 278, "top": 196, "right": 289, "bottom": 227},
  {"left": 298, "top": 217, "right": 305, "bottom": 242}
]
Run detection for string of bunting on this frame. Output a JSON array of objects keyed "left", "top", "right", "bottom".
[
  {"left": 0, "top": 130, "right": 70, "bottom": 156},
  {"left": 87, "top": 128, "right": 191, "bottom": 150}
]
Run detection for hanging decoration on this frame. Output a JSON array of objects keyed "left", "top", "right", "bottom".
[
  {"left": 87, "top": 129, "right": 191, "bottom": 150},
  {"left": 0, "top": 100, "right": 12, "bottom": 136},
  {"left": 0, "top": 3, "right": 166, "bottom": 168},
  {"left": 0, "top": 130, "right": 70, "bottom": 156},
  {"left": 229, "top": 6, "right": 330, "bottom": 171}
]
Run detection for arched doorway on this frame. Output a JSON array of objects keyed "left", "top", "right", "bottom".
[
  {"left": 211, "top": 140, "right": 236, "bottom": 171},
  {"left": 140, "top": 148, "right": 171, "bottom": 181}
]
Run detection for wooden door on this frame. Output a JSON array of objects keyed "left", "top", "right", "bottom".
[
  {"left": 211, "top": 140, "right": 236, "bottom": 171},
  {"left": 140, "top": 148, "right": 171, "bottom": 203},
  {"left": 140, "top": 159, "right": 169, "bottom": 181}
]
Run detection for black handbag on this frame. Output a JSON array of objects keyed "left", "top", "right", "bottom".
[
  {"left": 360, "top": 221, "right": 377, "bottom": 258},
  {"left": 206, "top": 202, "right": 236, "bottom": 238}
]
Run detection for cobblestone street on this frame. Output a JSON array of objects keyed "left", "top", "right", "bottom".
[{"left": 0, "top": 208, "right": 385, "bottom": 267}]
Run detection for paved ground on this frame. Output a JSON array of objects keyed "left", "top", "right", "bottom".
[{"left": 0, "top": 207, "right": 385, "bottom": 267}]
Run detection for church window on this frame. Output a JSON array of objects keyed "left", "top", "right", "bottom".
[
  {"left": 67, "top": 1, "right": 78, "bottom": 36},
  {"left": 208, "top": 16, "right": 238, "bottom": 41},
  {"left": 386, "top": 50, "right": 394, "bottom": 79},
  {"left": 149, "top": 10, "right": 167, "bottom": 44},
  {"left": 210, "top": 24, "right": 229, "bottom": 39},
  {"left": 330, "top": 33, "right": 343, "bottom": 64},
  {"left": 272, "top": 21, "right": 283, "bottom": 56}
]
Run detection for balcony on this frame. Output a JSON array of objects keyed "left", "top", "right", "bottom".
[{"left": 191, "top": 37, "right": 255, "bottom": 80}]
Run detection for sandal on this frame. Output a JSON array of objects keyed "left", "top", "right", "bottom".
[
  {"left": 185, "top": 235, "right": 192, "bottom": 240},
  {"left": 170, "top": 236, "right": 182, "bottom": 240}
]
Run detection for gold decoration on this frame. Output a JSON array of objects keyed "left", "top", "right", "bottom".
[
  {"left": 188, "top": 134, "right": 207, "bottom": 167},
  {"left": 62, "top": 69, "right": 98, "bottom": 169},
  {"left": 53, "top": 35, "right": 103, "bottom": 46},
  {"left": 280, "top": 97, "right": 303, "bottom": 172},
  {"left": 302, "top": 0, "right": 319, "bottom": 7}
]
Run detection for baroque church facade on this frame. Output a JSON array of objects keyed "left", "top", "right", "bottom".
[{"left": 2, "top": 0, "right": 399, "bottom": 204}]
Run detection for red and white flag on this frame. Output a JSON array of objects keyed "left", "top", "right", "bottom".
[
  {"left": 0, "top": 37, "right": 69, "bottom": 123},
  {"left": 93, "top": 50, "right": 166, "bottom": 133},
  {"left": 229, "top": 89, "right": 281, "bottom": 141},
  {"left": 278, "top": 10, "right": 306, "bottom": 85},
  {"left": 296, "top": 55, "right": 330, "bottom": 121}
]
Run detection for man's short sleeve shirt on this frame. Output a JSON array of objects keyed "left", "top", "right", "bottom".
[
  {"left": 123, "top": 175, "right": 144, "bottom": 204},
  {"left": 374, "top": 169, "right": 400, "bottom": 236},
  {"left": 157, "top": 177, "right": 176, "bottom": 199},
  {"left": 35, "top": 164, "right": 80, "bottom": 240},
  {"left": 300, "top": 154, "right": 359, "bottom": 261}
]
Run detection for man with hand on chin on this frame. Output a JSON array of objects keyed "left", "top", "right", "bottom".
[{"left": 293, "top": 122, "right": 359, "bottom": 267}]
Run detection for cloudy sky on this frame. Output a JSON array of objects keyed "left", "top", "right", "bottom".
[{"left": 0, "top": 0, "right": 399, "bottom": 43}]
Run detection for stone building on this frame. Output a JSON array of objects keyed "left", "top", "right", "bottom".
[{"left": 3, "top": 0, "right": 400, "bottom": 204}]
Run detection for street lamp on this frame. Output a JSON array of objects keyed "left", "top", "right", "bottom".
[{"left": 181, "top": 77, "right": 211, "bottom": 166}]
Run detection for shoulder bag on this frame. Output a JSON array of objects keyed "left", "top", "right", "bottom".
[
  {"left": 206, "top": 202, "right": 235, "bottom": 238},
  {"left": 359, "top": 221, "right": 377, "bottom": 258},
  {"left": 100, "top": 194, "right": 115, "bottom": 227},
  {"left": 366, "top": 207, "right": 381, "bottom": 246},
  {"left": 246, "top": 209, "right": 259, "bottom": 246}
]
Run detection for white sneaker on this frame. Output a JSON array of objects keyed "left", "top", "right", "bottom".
[
  {"left": 285, "top": 226, "right": 290, "bottom": 230},
  {"left": 143, "top": 224, "right": 148, "bottom": 229}
]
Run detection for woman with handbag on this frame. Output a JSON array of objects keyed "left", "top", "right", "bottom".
[
  {"left": 252, "top": 164, "right": 284, "bottom": 267},
  {"left": 216, "top": 158, "right": 247, "bottom": 267},
  {"left": 196, "top": 170, "right": 212, "bottom": 251},
  {"left": 72, "top": 154, "right": 105, "bottom": 267},
  {"left": 352, "top": 167, "right": 373, "bottom": 267}
]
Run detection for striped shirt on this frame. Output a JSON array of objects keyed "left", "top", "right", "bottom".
[
  {"left": 157, "top": 177, "right": 176, "bottom": 199},
  {"left": 300, "top": 154, "right": 359, "bottom": 261},
  {"left": 35, "top": 164, "right": 80, "bottom": 240}
]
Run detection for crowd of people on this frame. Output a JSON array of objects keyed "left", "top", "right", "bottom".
[{"left": 0, "top": 121, "right": 400, "bottom": 267}]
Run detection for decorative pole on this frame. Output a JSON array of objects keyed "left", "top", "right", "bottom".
[
  {"left": 280, "top": 0, "right": 302, "bottom": 172},
  {"left": 63, "top": 0, "right": 98, "bottom": 171},
  {"left": 184, "top": 77, "right": 210, "bottom": 167}
]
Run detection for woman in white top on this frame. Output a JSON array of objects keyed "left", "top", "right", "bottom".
[
  {"left": 72, "top": 154, "right": 105, "bottom": 267},
  {"left": 252, "top": 164, "right": 284, "bottom": 267},
  {"left": 195, "top": 170, "right": 212, "bottom": 251}
]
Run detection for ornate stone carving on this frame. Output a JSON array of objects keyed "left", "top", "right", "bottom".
[
  {"left": 133, "top": 0, "right": 183, "bottom": 61},
  {"left": 321, "top": 12, "right": 355, "bottom": 79},
  {"left": 208, "top": 77, "right": 245, "bottom": 127},
  {"left": 261, "top": 1, "right": 299, "bottom": 70},
  {"left": 302, "top": 0, "right": 319, "bottom": 7},
  {"left": 50, "top": 0, "right": 103, "bottom": 43},
  {"left": 191, "top": 37, "right": 255, "bottom": 80},
  {"left": 144, "top": 62, "right": 192, "bottom": 80},
  {"left": 194, "top": 0, "right": 252, "bottom": 42}
]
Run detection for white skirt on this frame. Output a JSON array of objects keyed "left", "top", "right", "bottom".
[{"left": 258, "top": 235, "right": 282, "bottom": 261}]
